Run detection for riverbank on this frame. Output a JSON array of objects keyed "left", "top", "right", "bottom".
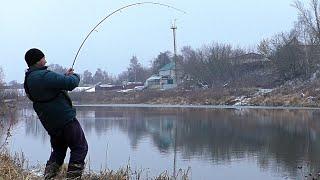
[
  {"left": 69, "top": 80, "right": 320, "bottom": 108},
  {"left": 0, "top": 150, "right": 188, "bottom": 180},
  {"left": 69, "top": 88, "right": 258, "bottom": 105},
  {"left": 7, "top": 77, "right": 320, "bottom": 108}
]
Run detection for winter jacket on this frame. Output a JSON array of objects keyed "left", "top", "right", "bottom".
[{"left": 24, "top": 66, "right": 80, "bottom": 136}]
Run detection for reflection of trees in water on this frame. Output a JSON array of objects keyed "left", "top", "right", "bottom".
[
  {"left": 20, "top": 106, "right": 320, "bottom": 177},
  {"left": 0, "top": 108, "right": 29, "bottom": 147},
  {"left": 82, "top": 107, "right": 176, "bottom": 152},
  {"left": 175, "top": 109, "right": 319, "bottom": 177},
  {"left": 24, "top": 116, "right": 48, "bottom": 143},
  {"left": 14, "top": 108, "right": 49, "bottom": 143},
  {"left": 0, "top": 116, "right": 11, "bottom": 146},
  {"left": 78, "top": 107, "right": 320, "bottom": 177}
]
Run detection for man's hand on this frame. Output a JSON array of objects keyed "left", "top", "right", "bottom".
[{"left": 65, "top": 68, "right": 74, "bottom": 76}]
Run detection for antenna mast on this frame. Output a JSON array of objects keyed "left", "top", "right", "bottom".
[{"left": 171, "top": 20, "right": 178, "bottom": 85}]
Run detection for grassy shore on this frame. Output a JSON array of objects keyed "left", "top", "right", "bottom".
[
  {"left": 11, "top": 77, "right": 320, "bottom": 108},
  {"left": 0, "top": 149, "right": 189, "bottom": 180},
  {"left": 68, "top": 87, "right": 320, "bottom": 108}
]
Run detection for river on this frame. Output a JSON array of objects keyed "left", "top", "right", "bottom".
[{"left": 2, "top": 105, "right": 320, "bottom": 179}]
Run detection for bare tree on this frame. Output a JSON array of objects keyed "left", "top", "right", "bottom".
[
  {"left": 257, "top": 39, "right": 273, "bottom": 57},
  {"left": 273, "top": 38, "right": 306, "bottom": 80},
  {"left": 127, "top": 56, "right": 150, "bottom": 82},
  {"left": 48, "top": 64, "right": 68, "bottom": 74},
  {"left": 117, "top": 71, "right": 129, "bottom": 84},
  {"left": 181, "top": 43, "right": 244, "bottom": 87},
  {"left": 82, "top": 70, "right": 93, "bottom": 85},
  {"left": 0, "top": 67, "right": 4, "bottom": 106},
  {"left": 181, "top": 46, "right": 205, "bottom": 84},
  {"left": 293, "top": 0, "right": 320, "bottom": 44},
  {"left": 93, "top": 68, "right": 105, "bottom": 84},
  {"left": 151, "top": 51, "right": 172, "bottom": 74},
  {"left": 0, "top": 67, "right": 12, "bottom": 150}
]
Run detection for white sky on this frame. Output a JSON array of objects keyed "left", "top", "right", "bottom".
[{"left": 0, "top": 0, "right": 298, "bottom": 82}]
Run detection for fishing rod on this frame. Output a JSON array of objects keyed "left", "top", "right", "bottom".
[{"left": 71, "top": 1, "right": 186, "bottom": 69}]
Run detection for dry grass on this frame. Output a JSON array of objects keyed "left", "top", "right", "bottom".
[
  {"left": 0, "top": 151, "right": 38, "bottom": 180},
  {"left": 0, "top": 150, "right": 190, "bottom": 180},
  {"left": 1, "top": 108, "right": 32, "bottom": 180},
  {"left": 249, "top": 78, "right": 320, "bottom": 107},
  {"left": 69, "top": 77, "right": 320, "bottom": 108},
  {"left": 69, "top": 87, "right": 257, "bottom": 106}
]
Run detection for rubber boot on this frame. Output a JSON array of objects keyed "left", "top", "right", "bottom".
[
  {"left": 66, "top": 163, "right": 85, "bottom": 179},
  {"left": 44, "top": 161, "right": 61, "bottom": 180}
]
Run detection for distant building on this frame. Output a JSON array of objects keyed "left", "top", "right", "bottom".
[
  {"left": 124, "top": 82, "right": 144, "bottom": 89},
  {"left": 145, "top": 75, "right": 161, "bottom": 89},
  {"left": 94, "top": 82, "right": 144, "bottom": 92},
  {"left": 72, "top": 86, "right": 95, "bottom": 93},
  {"left": 159, "top": 61, "right": 176, "bottom": 77},
  {"left": 95, "top": 84, "right": 123, "bottom": 91},
  {"left": 145, "top": 61, "right": 178, "bottom": 90}
]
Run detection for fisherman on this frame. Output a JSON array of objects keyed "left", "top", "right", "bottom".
[{"left": 23, "top": 48, "right": 88, "bottom": 179}]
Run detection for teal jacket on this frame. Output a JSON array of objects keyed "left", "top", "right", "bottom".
[{"left": 24, "top": 66, "right": 80, "bottom": 136}]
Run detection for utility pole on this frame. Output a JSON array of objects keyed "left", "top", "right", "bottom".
[{"left": 171, "top": 20, "right": 178, "bottom": 85}]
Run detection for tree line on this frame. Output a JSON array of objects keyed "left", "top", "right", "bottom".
[
  {"left": 179, "top": 0, "right": 320, "bottom": 87},
  {"left": 1, "top": 0, "right": 320, "bottom": 89},
  {"left": 47, "top": 52, "right": 173, "bottom": 86},
  {"left": 257, "top": 0, "right": 320, "bottom": 81},
  {"left": 75, "top": 0, "right": 320, "bottom": 88}
]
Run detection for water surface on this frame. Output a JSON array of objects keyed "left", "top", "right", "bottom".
[{"left": 3, "top": 106, "right": 320, "bottom": 179}]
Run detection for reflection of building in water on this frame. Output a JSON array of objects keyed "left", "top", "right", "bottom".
[
  {"left": 89, "top": 107, "right": 176, "bottom": 150},
  {"left": 140, "top": 116, "right": 174, "bottom": 151}
]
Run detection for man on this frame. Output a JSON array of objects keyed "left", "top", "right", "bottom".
[{"left": 23, "top": 48, "right": 88, "bottom": 179}]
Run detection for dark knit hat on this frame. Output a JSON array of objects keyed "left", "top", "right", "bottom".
[{"left": 25, "top": 48, "right": 45, "bottom": 67}]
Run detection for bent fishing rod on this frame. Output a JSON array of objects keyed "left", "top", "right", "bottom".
[{"left": 71, "top": 1, "right": 186, "bottom": 69}]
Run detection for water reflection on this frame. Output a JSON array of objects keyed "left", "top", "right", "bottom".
[{"left": 6, "top": 107, "right": 320, "bottom": 179}]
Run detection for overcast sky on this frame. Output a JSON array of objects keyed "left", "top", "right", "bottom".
[{"left": 0, "top": 0, "right": 298, "bottom": 83}]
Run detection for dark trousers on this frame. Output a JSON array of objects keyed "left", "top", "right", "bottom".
[{"left": 48, "top": 119, "right": 88, "bottom": 166}]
